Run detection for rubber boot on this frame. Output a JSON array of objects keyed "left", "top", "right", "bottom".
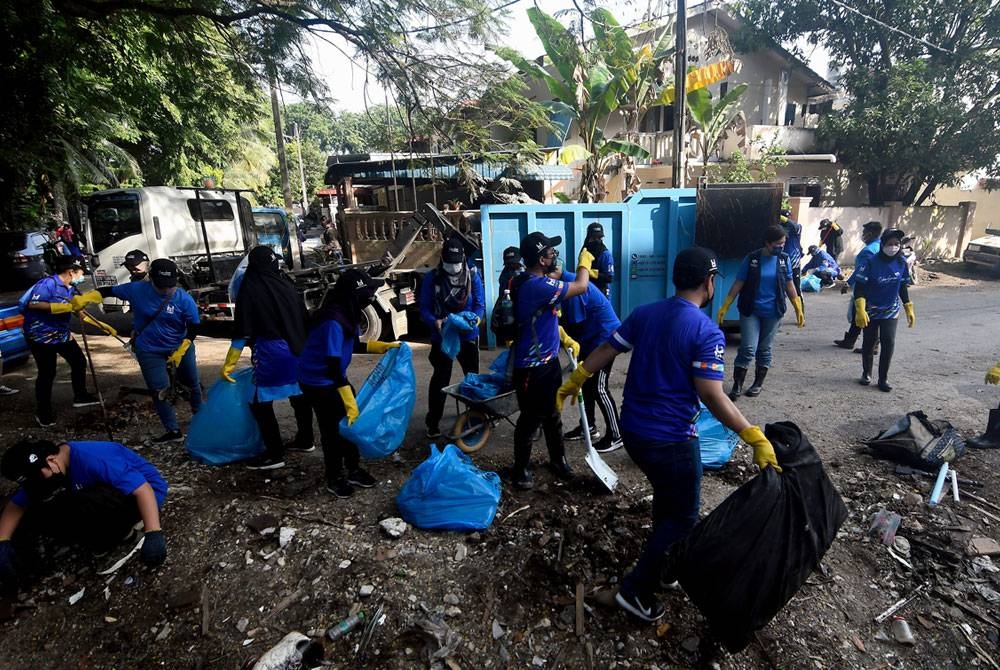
[
  {"left": 834, "top": 329, "right": 857, "bottom": 349},
  {"left": 860, "top": 354, "right": 873, "bottom": 385},
  {"left": 968, "top": 409, "right": 1000, "bottom": 449},
  {"left": 877, "top": 351, "right": 893, "bottom": 392},
  {"left": 744, "top": 367, "right": 768, "bottom": 397},
  {"left": 728, "top": 366, "right": 748, "bottom": 401}
]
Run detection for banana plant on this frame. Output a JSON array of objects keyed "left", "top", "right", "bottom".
[{"left": 686, "top": 83, "right": 748, "bottom": 177}]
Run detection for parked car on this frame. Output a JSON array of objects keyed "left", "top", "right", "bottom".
[
  {"left": 0, "top": 301, "right": 29, "bottom": 370},
  {"left": 0, "top": 229, "right": 54, "bottom": 291},
  {"left": 964, "top": 228, "right": 1000, "bottom": 273}
]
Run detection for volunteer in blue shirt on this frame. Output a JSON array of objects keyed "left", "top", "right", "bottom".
[
  {"left": 507, "top": 232, "right": 593, "bottom": 490},
  {"left": 853, "top": 228, "right": 915, "bottom": 392},
  {"left": 556, "top": 247, "right": 781, "bottom": 623},
  {"left": 418, "top": 236, "right": 485, "bottom": 439},
  {"left": 21, "top": 255, "right": 103, "bottom": 427},
  {"left": 558, "top": 271, "right": 623, "bottom": 453},
  {"left": 0, "top": 439, "right": 169, "bottom": 595},
  {"left": 718, "top": 226, "right": 805, "bottom": 400},
  {"left": 835, "top": 221, "right": 882, "bottom": 350},
  {"left": 101, "top": 258, "right": 202, "bottom": 444},
  {"left": 802, "top": 245, "right": 842, "bottom": 286},
  {"left": 581, "top": 222, "right": 614, "bottom": 296},
  {"left": 779, "top": 209, "right": 804, "bottom": 301},
  {"left": 298, "top": 269, "right": 398, "bottom": 498}
]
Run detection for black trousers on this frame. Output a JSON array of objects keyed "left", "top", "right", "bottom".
[
  {"left": 791, "top": 266, "right": 803, "bottom": 301},
  {"left": 299, "top": 382, "right": 359, "bottom": 480},
  {"left": 28, "top": 339, "right": 89, "bottom": 418},
  {"left": 426, "top": 340, "right": 479, "bottom": 430},
  {"left": 289, "top": 393, "right": 316, "bottom": 448},
  {"left": 861, "top": 317, "right": 898, "bottom": 382},
  {"left": 512, "top": 359, "right": 565, "bottom": 471},
  {"left": 582, "top": 359, "right": 622, "bottom": 441}
]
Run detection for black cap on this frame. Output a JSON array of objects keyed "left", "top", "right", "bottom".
[
  {"left": 442, "top": 237, "right": 466, "bottom": 264},
  {"left": 339, "top": 268, "right": 384, "bottom": 301},
  {"left": 150, "top": 258, "right": 178, "bottom": 288},
  {"left": 502, "top": 246, "right": 520, "bottom": 264},
  {"left": 586, "top": 222, "right": 604, "bottom": 238},
  {"left": 54, "top": 255, "right": 85, "bottom": 273},
  {"left": 520, "top": 232, "right": 562, "bottom": 266},
  {"left": 0, "top": 440, "right": 58, "bottom": 485},
  {"left": 807, "top": 245, "right": 819, "bottom": 255},
  {"left": 673, "top": 246, "right": 720, "bottom": 286},
  {"left": 863, "top": 220, "right": 883, "bottom": 232},
  {"left": 818, "top": 219, "right": 832, "bottom": 228},
  {"left": 122, "top": 249, "right": 149, "bottom": 270},
  {"left": 881, "top": 228, "right": 905, "bottom": 244}
]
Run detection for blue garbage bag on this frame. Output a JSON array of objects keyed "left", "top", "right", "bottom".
[
  {"left": 697, "top": 402, "right": 739, "bottom": 469},
  {"left": 459, "top": 373, "right": 509, "bottom": 401},
  {"left": 396, "top": 444, "right": 502, "bottom": 531},
  {"left": 340, "top": 342, "right": 416, "bottom": 459},
  {"left": 800, "top": 274, "right": 822, "bottom": 293},
  {"left": 186, "top": 368, "right": 264, "bottom": 465},
  {"left": 440, "top": 311, "right": 478, "bottom": 359}
]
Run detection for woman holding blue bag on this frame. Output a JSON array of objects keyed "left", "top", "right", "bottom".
[{"left": 298, "top": 268, "right": 399, "bottom": 498}]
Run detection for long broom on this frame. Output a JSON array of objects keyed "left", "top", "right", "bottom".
[{"left": 75, "top": 308, "right": 114, "bottom": 442}]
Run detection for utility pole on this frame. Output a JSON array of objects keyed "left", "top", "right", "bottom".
[
  {"left": 294, "top": 122, "right": 308, "bottom": 212},
  {"left": 671, "top": 0, "right": 687, "bottom": 188},
  {"left": 270, "top": 81, "right": 294, "bottom": 212}
]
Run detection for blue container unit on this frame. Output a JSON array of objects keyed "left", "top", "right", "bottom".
[{"left": 480, "top": 188, "right": 742, "bottom": 347}]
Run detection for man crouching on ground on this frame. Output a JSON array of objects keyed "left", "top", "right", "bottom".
[{"left": 0, "top": 439, "right": 168, "bottom": 595}]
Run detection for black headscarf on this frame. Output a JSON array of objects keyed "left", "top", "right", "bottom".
[
  {"left": 233, "top": 246, "right": 307, "bottom": 355},
  {"left": 310, "top": 268, "right": 381, "bottom": 334}
]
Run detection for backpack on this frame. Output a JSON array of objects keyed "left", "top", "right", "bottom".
[{"left": 490, "top": 273, "right": 523, "bottom": 342}]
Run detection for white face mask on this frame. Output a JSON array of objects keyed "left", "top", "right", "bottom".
[{"left": 883, "top": 244, "right": 901, "bottom": 257}]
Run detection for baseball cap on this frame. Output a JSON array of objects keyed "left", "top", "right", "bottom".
[
  {"left": 122, "top": 249, "right": 150, "bottom": 270},
  {"left": 520, "top": 232, "right": 562, "bottom": 266},
  {"left": 54, "top": 255, "right": 85, "bottom": 273},
  {"left": 150, "top": 258, "right": 178, "bottom": 288},
  {"left": 0, "top": 440, "right": 58, "bottom": 485},
  {"left": 586, "top": 222, "right": 605, "bottom": 238},
  {"left": 339, "top": 268, "right": 384, "bottom": 302},
  {"left": 807, "top": 245, "right": 819, "bottom": 255},
  {"left": 672, "top": 246, "right": 720, "bottom": 286},
  {"left": 442, "top": 237, "right": 466, "bottom": 264},
  {"left": 863, "top": 220, "right": 883, "bottom": 232},
  {"left": 818, "top": 219, "right": 832, "bottom": 229},
  {"left": 502, "top": 246, "right": 520, "bottom": 264}
]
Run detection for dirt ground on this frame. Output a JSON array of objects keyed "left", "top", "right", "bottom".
[{"left": 0, "top": 260, "right": 998, "bottom": 670}]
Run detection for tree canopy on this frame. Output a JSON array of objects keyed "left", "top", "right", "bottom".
[{"left": 737, "top": 0, "right": 1000, "bottom": 205}]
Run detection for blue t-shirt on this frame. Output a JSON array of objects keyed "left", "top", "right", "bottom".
[
  {"left": 595, "top": 249, "right": 615, "bottom": 291},
  {"left": 418, "top": 267, "right": 485, "bottom": 344},
  {"left": 847, "top": 240, "right": 880, "bottom": 287},
  {"left": 112, "top": 282, "right": 199, "bottom": 354},
  {"left": 803, "top": 249, "right": 841, "bottom": 276},
  {"left": 11, "top": 441, "right": 168, "bottom": 508},
  {"left": 854, "top": 253, "right": 908, "bottom": 320},
  {"left": 559, "top": 272, "right": 620, "bottom": 355},
  {"left": 513, "top": 274, "right": 569, "bottom": 368},
  {"left": 736, "top": 254, "right": 791, "bottom": 319},
  {"left": 610, "top": 296, "right": 726, "bottom": 442},
  {"left": 781, "top": 219, "right": 803, "bottom": 268},
  {"left": 298, "top": 319, "right": 355, "bottom": 387},
  {"left": 23, "top": 276, "right": 75, "bottom": 344}
]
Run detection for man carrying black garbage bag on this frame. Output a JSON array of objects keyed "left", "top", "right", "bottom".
[
  {"left": 556, "top": 246, "right": 781, "bottom": 623},
  {"left": 0, "top": 439, "right": 168, "bottom": 596}
]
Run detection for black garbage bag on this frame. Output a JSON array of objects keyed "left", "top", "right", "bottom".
[
  {"left": 666, "top": 421, "right": 848, "bottom": 652},
  {"left": 864, "top": 410, "right": 966, "bottom": 470}
]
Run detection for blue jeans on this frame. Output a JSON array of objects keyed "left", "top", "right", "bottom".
[
  {"left": 135, "top": 346, "right": 202, "bottom": 432},
  {"left": 620, "top": 435, "right": 702, "bottom": 598},
  {"left": 735, "top": 314, "right": 781, "bottom": 369}
]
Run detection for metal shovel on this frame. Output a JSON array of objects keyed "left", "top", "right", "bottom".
[{"left": 566, "top": 350, "right": 619, "bottom": 492}]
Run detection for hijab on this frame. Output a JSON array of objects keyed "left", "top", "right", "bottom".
[{"left": 233, "top": 246, "right": 307, "bottom": 355}]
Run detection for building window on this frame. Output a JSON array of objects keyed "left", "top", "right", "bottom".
[
  {"left": 788, "top": 182, "right": 822, "bottom": 207},
  {"left": 640, "top": 105, "right": 674, "bottom": 132},
  {"left": 720, "top": 82, "right": 728, "bottom": 98}
]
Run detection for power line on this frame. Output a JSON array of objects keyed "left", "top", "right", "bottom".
[{"left": 826, "top": 0, "right": 954, "bottom": 54}]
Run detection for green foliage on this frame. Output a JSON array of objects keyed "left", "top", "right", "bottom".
[
  {"left": 737, "top": 0, "right": 1000, "bottom": 205},
  {"left": 687, "top": 83, "right": 748, "bottom": 176},
  {"left": 709, "top": 141, "right": 789, "bottom": 183}
]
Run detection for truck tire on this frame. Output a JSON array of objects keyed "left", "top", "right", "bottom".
[{"left": 358, "top": 304, "right": 382, "bottom": 343}]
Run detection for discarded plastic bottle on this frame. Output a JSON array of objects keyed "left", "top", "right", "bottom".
[{"left": 326, "top": 612, "right": 365, "bottom": 641}]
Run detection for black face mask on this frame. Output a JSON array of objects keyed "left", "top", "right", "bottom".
[{"left": 130, "top": 271, "right": 147, "bottom": 281}]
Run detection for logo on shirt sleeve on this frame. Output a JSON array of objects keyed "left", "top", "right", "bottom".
[{"left": 714, "top": 345, "right": 725, "bottom": 360}]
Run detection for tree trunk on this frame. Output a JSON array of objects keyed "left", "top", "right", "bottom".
[{"left": 269, "top": 79, "right": 294, "bottom": 213}]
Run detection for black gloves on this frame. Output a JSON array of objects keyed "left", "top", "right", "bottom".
[
  {"left": 0, "top": 541, "right": 17, "bottom": 594},
  {"left": 140, "top": 530, "right": 167, "bottom": 567}
]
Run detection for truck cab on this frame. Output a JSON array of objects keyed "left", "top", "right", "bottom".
[{"left": 251, "top": 207, "right": 294, "bottom": 268}]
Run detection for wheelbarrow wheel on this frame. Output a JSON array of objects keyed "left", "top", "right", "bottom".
[{"left": 452, "top": 410, "right": 491, "bottom": 453}]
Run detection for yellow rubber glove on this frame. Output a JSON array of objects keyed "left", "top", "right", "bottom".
[
  {"left": 338, "top": 385, "right": 359, "bottom": 425},
  {"left": 791, "top": 296, "right": 805, "bottom": 328},
  {"left": 79, "top": 311, "right": 118, "bottom": 337},
  {"left": 49, "top": 302, "right": 74, "bottom": 314},
  {"left": 985, "top": 361, "right": 1000, "bottom": 385},
  {"left": 220, "top": 346, "right": 243, "bottom": 383},
  {"left": 903, "top": 302, "right": 915, "bottom": 328},
  {"left": 738, "top": 425, "right": 782, "bottom": 473},
  {"left": 366, "top": 340, "right": 401, "bottom": 354},
  {"left": 716, "top": 295, "right": 734, "bottom": 325},
  {"left": 69, "top": 290, "right": 102, "bottom": 311},
  {"left": 559, "top": 327, "right": 580, "bottom": 361},
  {"left": 854, "top": 298, "right": 869, "bottom": 329},
  {"left": 588, "top": 267, "right": 599, "bottom": 279},
  {"left": 556, "top": 365, "right": 592, "bottom": 413},
  {"left": 167, "top": 339, "right": 191, "bottom": 367},
  {"left": 577, "top": 248, "right": 595, "bottom": 273}
]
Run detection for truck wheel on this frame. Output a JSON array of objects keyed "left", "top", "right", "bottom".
[
  {"left": 453, "top": 410, "right": 491, "bottom": 453},
  {"left": 358, "top": 304, "right": 382, "bottom": 342}
]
